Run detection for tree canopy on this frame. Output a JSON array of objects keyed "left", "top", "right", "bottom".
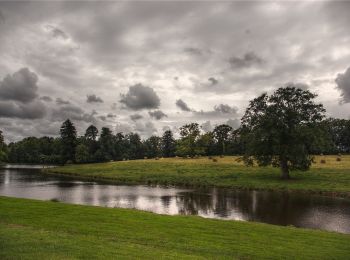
[{"left": 241, "top": 86, "right": 326, "bottom": 179}]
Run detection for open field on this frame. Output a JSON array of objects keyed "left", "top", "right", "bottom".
[
  {"left": 1, "top": 196, "right": 349, "bottom": 259},
  {"left": 48, "top": 155, "right": 350, "bottom": 196}
]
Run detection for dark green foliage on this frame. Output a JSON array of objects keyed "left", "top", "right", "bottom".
[
  {"left": 161, "top": 130, "right": 176, "bottom": 157},
  {"left": 60, "top": 119, "right": 77, "bottom": 163},
  {"left": 213, "top": 124, "right": 233, "bottom": 155},
  {"left": 241, "top": 86, "right": 326, "bottom": 179},
  {"left": 144, "top": 136, "right": 162, "bottom": 158},
  {"left": 0, "top": 130, "right": 7, "bottom": 163},
  {"left": 176, "top": 123, "right": 204, "bottom": 157},
  {"left": 319, "top": 118, "right": 350, "bottom": 153},
  {"left": 99, "top": 127, "right": 114, "bottom": 161},
  {"left": 126, "top": 133, "right": 144, "bottom": 159},
  {"left": 75, "top": 144, "right": 90, "bottom": 163}
]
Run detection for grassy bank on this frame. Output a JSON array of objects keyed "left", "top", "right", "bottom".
[
  {"left": 1, "top": 196, "right": 349, "bottom": 259},
  {"left": 48, "top": 155, "right": 350, "bottom": 196}
]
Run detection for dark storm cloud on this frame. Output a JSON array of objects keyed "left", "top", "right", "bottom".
[
  {"left": 87, "top": 94, "right": 103, "bottom": 103},
  {"left": 184, "top": 47, "right": 203, "bottom": 56},
  {"left": 120, "top": 84, "right": 160, "bottom": 110},
  {"left": 149, "top": 110, "right": 167, "bottom": 120},
  {"left": 229, "top": 52, "right": 264, "bottom": 69},
  {"left": 40, "top": 96, "right": 53, "bottom": 102},
  {"left": 335, "top": 67, "right": 350, "bottom": 103},
  {"left": 56, "top": 98, "right": 70, "bottom": 105},
  {"left": 130, "top": 114, "right": 143, "bottom": 121},
  {"left": 0, "top": 68, "right": 38, "bottom": 103},
  {"left": 0, "top": 101, "right": 46, "bottom": 119},
  {"left": 45, "top": 24, "right": 68, "bottom": 39},
  {"left": 208, "top": 77, "right": 218, "bottom": 85},
  {"left": 176, "top": 99, "right": 192, "bottom": 112},
  {"left": 107, "top": 113, "right": 116, "bottom": 118}
]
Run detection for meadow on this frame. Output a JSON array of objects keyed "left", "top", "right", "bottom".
[
  {"left": 48, "top": 155, "right": 350, "bottom": 196},
  {"left": 1, "top": 196, "right": 349, "bottom": 259}
]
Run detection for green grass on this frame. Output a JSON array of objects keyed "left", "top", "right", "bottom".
[
  {"left": 48, "top": 155, "right": 350, "bottom": 196},
  {"left": 1, "top": 196, "right": 349, "bottom": 259}
]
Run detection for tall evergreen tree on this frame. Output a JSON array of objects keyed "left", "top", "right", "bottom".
[
  {"left": 99, "top": 127, "right": 114, "bottom": 160},
  {"left": 161, "top": 130, "right": 176, "bottom": 157},
  {"left": 60, "top": 119, "right": 77, "bottom": 163},
  {"left": 85, "top": 125, "right": 98, "bottom": 141}
]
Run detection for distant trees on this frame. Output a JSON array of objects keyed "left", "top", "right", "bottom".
[
  {"left": 241, "top": 87, "right": 326, "bottom": 179},
  {"left": 60, "top": 119, "right": 77, "bottom": 163}
]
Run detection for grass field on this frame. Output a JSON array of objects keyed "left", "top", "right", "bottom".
[
  {"left": 1, "top": 196, "right": 349, "bottom": 259},
  {"left": 48, "top": 155, "right": 350, "bottom": 196}
]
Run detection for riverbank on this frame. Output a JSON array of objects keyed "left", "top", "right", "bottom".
[
  {"left": 1, "top": 196, "right": 349, "bottom": 259},
  {"left": 48, "top": 155, "right": 350, "bottom": 197}
]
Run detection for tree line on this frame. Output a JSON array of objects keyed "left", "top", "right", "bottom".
[{"left": 0, "top": 87, "right": 349, "bottom": 177}]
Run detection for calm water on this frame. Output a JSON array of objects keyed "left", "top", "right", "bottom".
[{"left": 1, "top": 166, "right": 350, "bottom": 234}]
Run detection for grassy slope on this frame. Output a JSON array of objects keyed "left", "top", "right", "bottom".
[
  {"left": 1, "top": 196, "right": 349, "bottom": 259},
  {"left": 49, "top": 155, "right": 350, "bottom": 196}
]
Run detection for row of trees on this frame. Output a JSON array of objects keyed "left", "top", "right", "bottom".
[
  {"left": 1, "top": 87, "right": 349, "bottom": 178},
  {"left": 1, "top": 120, "right": 243, "bottom": 164},
  {"left": 1, "top": 116, "right": 349, "bottom": 165}
]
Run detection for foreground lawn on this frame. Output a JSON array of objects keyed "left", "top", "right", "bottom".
[
  {"left": 49, "top": 155, "right": 350, "bottom": 196},
  {"left": 0, "top": 196, "right": 349, "bottom": 259}
]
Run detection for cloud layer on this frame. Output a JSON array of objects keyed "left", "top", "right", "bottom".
[{"left": 0, "top": 1, "right": 349, "bottom": 141}]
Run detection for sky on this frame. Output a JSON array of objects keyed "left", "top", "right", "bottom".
[{"left": 0, "top": 1, "right": 350, "bottom": 142}]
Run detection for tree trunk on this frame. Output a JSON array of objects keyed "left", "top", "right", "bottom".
[{"left": 280, "top": 158, "right": 290, "bottom": 180}]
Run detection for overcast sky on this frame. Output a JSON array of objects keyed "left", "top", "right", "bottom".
[{"left": 0, "top": 1, "right": 350, "bottom": 142}]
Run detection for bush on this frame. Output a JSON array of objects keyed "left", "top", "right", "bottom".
[
  {"left": 336, "top": 157, "right": 341, "bottom": 162},
  {"left": 212, "top": 158, "right": 218, "bottom": 162},
  {"left": 320, "top": 159, "right": 326, "bottom": 164}
]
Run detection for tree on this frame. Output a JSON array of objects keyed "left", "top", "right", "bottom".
[
  {"left": 60, "top": 119, "right": 77, "bottom": 163},
  {"left": 161, "top": 130, "right": 176, "bottom": 157},
  {"left": 213, "top": 124, "right": 233, "bottom": 155},
  {"left": 99, "top": 127, "right": 114, "bottom": 161},
  {"left": 0, "top": 130, "right": 7, "bottom": 163},
  {"left": 85, "top": 125, "right": 98, "bottom": 141},
  {"left": 241, "top": 86, "right": 326, "bottom": 179},
  {"left": 144, "top": 136, "right": 162, "bottom": 158},
  {"left": 84, "top": 125, "right": 99, "bottom": 157},
  {"left": 126, "top": 133, "right": 144, "bottom": 159},
  {"left": 176, "top": 123, "right": 202, "bottom": 157},
  {"left": 197, "top": 132, "right": 215, "bottom": 156},
  {"left": 319, "top": 118, "right": 350, "bottom": 153}
]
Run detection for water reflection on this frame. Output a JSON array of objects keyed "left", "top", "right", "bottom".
[{"left": 1, "top": 167, "right": 350, "bottom": 234}]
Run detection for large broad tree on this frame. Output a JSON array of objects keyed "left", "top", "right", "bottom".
[
  {"left": 60, "top": 119, "right": 77, "bottom": 163},
  {"left": 240, "top": 86, "right": 325, "bottom": 179}
]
